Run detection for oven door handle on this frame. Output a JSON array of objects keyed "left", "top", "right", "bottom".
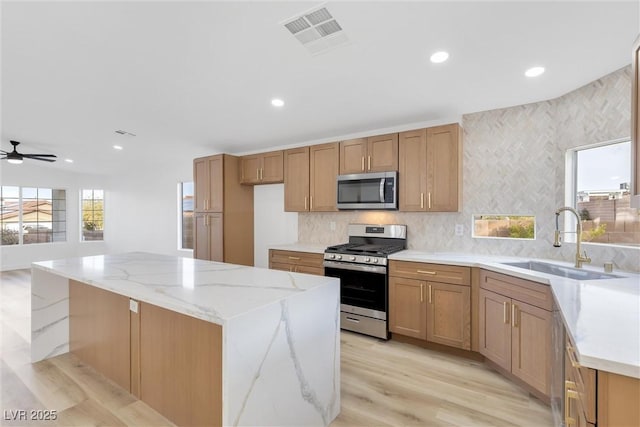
[{"left": 323, "top": 260, "right": 387, "bottom": 274}]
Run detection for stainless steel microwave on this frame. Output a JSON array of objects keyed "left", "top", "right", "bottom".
[{"left": 336, "top": 171, "right": 398, "bottom": 210}]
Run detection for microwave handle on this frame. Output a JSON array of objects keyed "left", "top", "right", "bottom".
[{"left": 379, "top": 178, "right": 385, "bottom": 203}]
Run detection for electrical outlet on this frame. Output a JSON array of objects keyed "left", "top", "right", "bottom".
[
  {"left": 455, "top": 224, "right": 464, "bottom": 236},
  {"left": 330, "top": 221, "right": 336, "bottom": 231}
]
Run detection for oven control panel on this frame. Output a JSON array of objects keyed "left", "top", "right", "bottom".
[{"left": 323, "top": 253, "right": 387, "bottom": 265}]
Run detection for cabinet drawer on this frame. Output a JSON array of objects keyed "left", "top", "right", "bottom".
[
  {"left": 389, "top": 260, "right": 470, "bottom": 285},
  {"left": 479, "top": 269, "right": 552, "bottom": 310},
  {"left": 566, "top": 336, "right": 596, "bottom": 424},
  {"left": 269, "top": 250, "right": 324, "bottom": 269}
]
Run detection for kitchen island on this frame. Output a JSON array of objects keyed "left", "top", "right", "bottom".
[{"left": 31, "top": 252, "right": 340, "bottom": 427}]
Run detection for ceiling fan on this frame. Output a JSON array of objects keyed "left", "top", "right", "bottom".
[{"left": 1, "top": 140, "right": 57, "bottom": 164}]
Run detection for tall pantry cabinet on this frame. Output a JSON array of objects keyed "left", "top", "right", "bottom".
[{"left": 193, "top": 154, "right": 254, "bottom": 266}]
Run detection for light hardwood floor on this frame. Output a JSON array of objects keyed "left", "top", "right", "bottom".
[{"left": 1, "top": 269, "right": 553, "bottom": 426}]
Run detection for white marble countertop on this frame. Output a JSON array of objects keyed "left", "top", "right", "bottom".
[
  {"left": 32, "top": 252, "right": 338, "bottom": 326},
  {"left": 389, "top": 250, "right": 640, "bottom": 379}
]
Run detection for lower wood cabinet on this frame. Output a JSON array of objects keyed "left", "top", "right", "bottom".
[
  {"left": 195, "top": 212, "right": 223, "bottom": 262},
  {"left": 479, "top": 270, "right": 551, "bottom": 398},
  {"left": 388, "top": 261, "right": 471, "bottom": 350},
  {"left": 269, "top": 249, "right": 324, "bottom": 276},
  {"left": 69, "top": 280, "right": 223, "bottom": 427}
]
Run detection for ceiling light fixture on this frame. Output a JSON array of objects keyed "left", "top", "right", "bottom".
[
  {"left": 271, "top": 98, "right": 285, "bottom": 107},
  {"left": 525, "top": 66, "right": 545, "bottom": 77},
  {"left": 430, "top": 51, "right": 449, "bottom": 64},
  {"left": 7, "top": 158, "right": 23, "bottom": 165},
  {"left": 113, "top": 145, "right": 123, "bottom": 150},
  {"left": 65, "top": 158, "right": 74, "bottom": 163}
]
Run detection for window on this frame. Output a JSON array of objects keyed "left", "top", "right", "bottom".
[
  {"left": 571, "top": 140, "right": 639, "bottom": 246},
  {"left": 81, "top": 189, "right": 104, "bottom": 241},
  {"left": 0, "top": 186, "right": 67, "bottom": 245},
  {"left": 179, "top": 182, "right": 194, "bottom": 250},
  {"left": 473, "top": 215, "right": 536, "bottom": 240}
]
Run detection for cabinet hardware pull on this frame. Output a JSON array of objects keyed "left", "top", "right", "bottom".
[
  {"left": 260, "top": 168, "right": 264, "bottom": 180},
  {"left": 304, "top": 196, "right": 307, "bottom": 210},
  {"left": 256, "top": 168, "right": 260, "bottom": 180},
  {"left": 367, "top": 155, "right": 371, "bottom": 170},
  {"left": 566, "top": 344, "right": 581, "bottom": 368},
  {"left": 565, "top": 380, "right": 578, "bottom": 426},
  {"left": 420, "top": 283, "right": 424, "bottom": 302},
  {"left": 310, "top": 196, "right": 313, "bottom": 210},
  {"left": 417, "top": 270, "right": 436, "bottom": 275},
  {"left": 428, "top": 192, "right": 432, "bottom": 209},
  {"left": 420, "top": 193, "right": 424, "bottom": 209},
  {"left": 361, "top": 157, "right": 365, "bottom": 171},
  {"left": 503, "top": 302, "right": 509, "bottom": 324},
  {"left": 428, "top": 284, "right": 432, "bottom": 304},
  {"left": 512, "top": 304, "right": 518, "bottom": 328},
  {"left": 288, "top": 256, "right": 300, "bottom": 260}
]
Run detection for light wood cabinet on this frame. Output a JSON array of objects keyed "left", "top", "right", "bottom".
[
  {"left": 389, "top": 261, "right": 471, "bottom": 349},
  {"left": 268, "top": 249, "right": 324, "bottom": 276},
  {"left": 240, "top": 150, "right": 284, "bottom": 185},
  {"left": 479, "top": 269, "right": 552, "bottom": 397},
  {"left": 284, "top": 147, "right": 310, "bottom": 212},
  {"left": 564, "top": 333, "right": 640, "bottom": 427},
  {"left": 398, "top": 123, "right": 462, "bottom": 212},
  {"left": 193, "top": 154, "right": 253, "bottom": 265},
  {"left": 339, "top": 133, "right": 398, "bottom": 174},
  {"left": 389, "top": 276, "right": 427, "bottom": 340},
  {"left": 310, "top": 142, "right": 339, "bottom": 211}
]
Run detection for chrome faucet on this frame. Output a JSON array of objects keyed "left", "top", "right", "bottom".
[{"left": 554, "top": 206, "right": 591, "bottom": 268}]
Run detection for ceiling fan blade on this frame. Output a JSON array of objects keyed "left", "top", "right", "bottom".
[
  {"left": 26, "top": 157, "right": 56, "bottom": 162},
  {"left": 0, "top": 150, "right": 8, "bottom": 154},
  {"left": 23, "top": 154, "right": 57, "bottom": 158}
]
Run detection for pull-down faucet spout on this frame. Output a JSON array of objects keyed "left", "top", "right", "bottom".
[{"left": 554, "top": 206, "right": 591, "bottom": 268}]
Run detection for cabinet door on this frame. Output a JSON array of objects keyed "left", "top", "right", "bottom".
[
  {"left": 398, "top": 129, "right": 427, "bottom": 211},
  {"left": 208, "top": 213, "right": 224, "bottom": 262},
  {"left": 194, "top": 213, "right": 210, "bottom": 261},
  {"left": 270, "top": 261, "right": 294, "bottom": 272},
  {"left": 284, "top": 147, "right": 310, "bottom": 212},
  {"left": 426, "top": 124, "right": 460, "bottom": 212},
  {"left": 339, "top": 138, "right": 367, "bottom": 174},
  {"left": 389, "top": 276, "right": 427, "bottom": 340},
  {"left": 261, "top": 151, "right": 284, "bottom": 183},
  {"left": 512, "top": 300, "right": 551, "bottom": 396},
  {"left": 310, "top": 142, "right": 339, "bottom": 211},
  {"left": 194, "top": 158, "right": 210, "bottom": 212},
  {"left": 240, "top": 155, "right": 261, "bottom": 184},
  {"left": 478, "top": 288, "right": 512, "bottom": 371},
  {"left": 426, "top": 282, "right": 471, "bottom": 350},
  {"left": 209, "top": 156, "right": 224, "bottom": 212},
  {"left": 367, "top": 133, "right": 398, "bottom": 172}
]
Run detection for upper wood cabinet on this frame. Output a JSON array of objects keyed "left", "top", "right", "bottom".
[
  {"left": 632, "top": 35, "right": 640, "bottom": 203},
  {"left": 339, "top": 133, "right": 398, "bottom": 174},
  {"left": 284, "top": 143, "right": 338, "bottom": 212},
  {"left": 240, "top": 150, "right": 284, "bottom": 185},
  {"left": 194, "top": 155, "right": 223, "bottom": 212},
  {"left": 399, "top": 124, "right": 462, "bottom": 212},
  {"left": 310, "top": 142, "right": 339, "bottom": 211},
  {"left": 284, "top": 147, "right": 310, "bottom": 212},
  {"left": 193, "top": 154, "right": 254, "bottom": 266}
]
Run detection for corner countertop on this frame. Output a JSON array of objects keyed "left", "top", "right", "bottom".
[
  {"left": 389, "top": 250, "right": 640, "bottom": 379},
  {"left": 32, "top": 252, "right": 338, "bottom": 326}
]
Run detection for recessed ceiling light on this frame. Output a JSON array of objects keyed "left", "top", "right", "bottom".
[
  {"left": 271, "top": 98, "right": 285, "bottom": 107},
  {"left": 64, "top": 158, "right": 74, "bottom": 163},
  {"left": 430, "top": 51, "right": 449, "bottom": 64},
  {"left": 525, "top": 66, "right": 545, "bottom": 77},
  {"left": 113, "top": 145, "right": 123, "bottom": 150}
]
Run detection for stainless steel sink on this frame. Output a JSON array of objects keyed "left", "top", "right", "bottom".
[{"left": 501, "top": 261, "right": 622, "bottom": 280}]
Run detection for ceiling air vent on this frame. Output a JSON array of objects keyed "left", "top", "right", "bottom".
[{"left": 281, "top": 5, "right": 349, "bottom": 55}]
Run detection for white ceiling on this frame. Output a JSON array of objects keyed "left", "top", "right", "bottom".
[{"left": 1, "top": 1, "right": 638, "bottom": 175}]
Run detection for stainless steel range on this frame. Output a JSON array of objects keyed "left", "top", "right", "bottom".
[{"left": 323, "top": 224, "right": 407, "bottom": 339}]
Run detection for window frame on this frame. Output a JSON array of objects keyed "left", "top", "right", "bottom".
[
  {"left": 80, "top": 189, "right": 105, "bottom": 242},
  {"left": 565, "top": 137, "right": 638, "bottom": 248}
]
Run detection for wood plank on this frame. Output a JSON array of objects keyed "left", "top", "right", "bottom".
[
  {"left": 69, "top": 280, "right": 131, "bottom": 392},
  {"left": 139, "top": 302, "right": 222, "bottom": 427}
]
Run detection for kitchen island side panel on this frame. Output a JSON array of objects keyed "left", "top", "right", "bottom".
[
  {"left": 224, "top": 281, "right": 341, "bottom": 427},
  {"left": 31, "top": 268, "right": 69, "bottom": 362}
]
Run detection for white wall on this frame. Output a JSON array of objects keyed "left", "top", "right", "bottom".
[
  {"left": 253, "top": 184, "right": 298, "bottom": 268},
  {"left": 0, "top": 162, "right": 109, "bottom": 270}
]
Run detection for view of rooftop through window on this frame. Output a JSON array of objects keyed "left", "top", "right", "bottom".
[{"left": 574, "top": 140, "right": 639, "bottom": 246}]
